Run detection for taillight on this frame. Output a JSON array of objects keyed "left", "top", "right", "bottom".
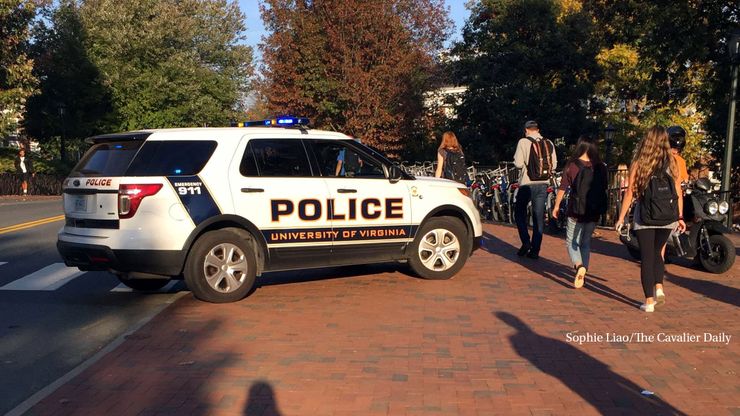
[{"left": 118, "top": 184, "right": 162, "bottom": 219}]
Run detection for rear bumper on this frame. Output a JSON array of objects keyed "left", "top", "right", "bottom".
[{"left": 56, "top": 240, "right": 185, "bottom": 276}]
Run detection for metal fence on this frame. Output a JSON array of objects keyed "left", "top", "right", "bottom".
[{"left": 0, "top": 173, "right": 65, "bottom": 196}]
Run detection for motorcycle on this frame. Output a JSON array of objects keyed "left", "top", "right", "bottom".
[{"left": 619, "top": 178, "right": 736, "bottom": 274}]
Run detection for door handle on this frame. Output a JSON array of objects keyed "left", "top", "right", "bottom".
[
  {"left": 337, "top": 189, "right": 357, "bottom": 193},
  {"left": 241, "top": 188, "right": 264, "bottom": 193}
]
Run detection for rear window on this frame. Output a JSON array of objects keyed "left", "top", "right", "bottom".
[
  {"left": 71, "top": 141, "right": 143, "bottom": 177},
  {"left": 125, "top": 140, "right": 217, "bottom": 176}
]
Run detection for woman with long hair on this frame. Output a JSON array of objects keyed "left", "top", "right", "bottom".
[
  {"left": 552, "top": 135, "right": 607, "bottom": 289},
  {"left": 434, "top": 131, "right": 466, "bottom": 183},
  {"left": 615, "top": 126, "right": 686, "bottom": 312}
]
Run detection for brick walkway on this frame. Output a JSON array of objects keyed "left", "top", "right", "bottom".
[{"left": 29, "top": 224, "right": 739, "bottom": 416}]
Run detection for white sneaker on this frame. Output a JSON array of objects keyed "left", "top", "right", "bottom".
[
  {"left": 640, "top": 303, "right": 655, "bottom": 313},
  {"left": 655, "top": 288, "right": 665, "bottom": 306}
]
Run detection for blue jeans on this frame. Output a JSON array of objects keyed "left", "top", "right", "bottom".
[
  {"left": 566, "top": 217, "right": 596, "bottom": 268},
  {"left": 515, "top": 183, "right": 547, "bottom": 253}
]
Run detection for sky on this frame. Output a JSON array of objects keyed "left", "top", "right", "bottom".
[{"left": 239, "top": 0, "right": 470, "bottom": 59}]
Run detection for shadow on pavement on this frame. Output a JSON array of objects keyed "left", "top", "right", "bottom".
[
  {"left": 666, "top": 272, "right": 740, "bottom": 308},
  {"left": 482, "top": 231, "right": 641, "bottom": 308},
  {"left": 256, "top": 263, "right": 408, "bottom": 288},
  {"left": 30, "top": 317, "right": 241, "bottom": 415},
  {"left": 496, "top": 311, "right": 687, "bottom": 416},
  {"left": 244, "top": 380, "right": 283, "bottom": 415}
]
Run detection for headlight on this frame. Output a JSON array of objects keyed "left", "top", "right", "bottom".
[
  {"left": 705, "top": 200, "right": 719, "bottom": 215},
  {"left": 719, "top": 200, "right": 729, "bottom": 215}
]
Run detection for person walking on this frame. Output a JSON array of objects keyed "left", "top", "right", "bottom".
[
  {"left": 551, "top": 135, "right": 608, "bottom": 288},
  {"left": 434, "top": 131, "right": 467, "bottom": 184},
  {"left": 662, "top": 125, "right": 689, "bottom": 261},
  {"left": 615, "top": 126, "right": 686, "bottom": 312},
  {"left": 14, "top": 148, "right": 33, "bottom": 196},
  {"left": 667, "top": 125, "right": 689, "bottom": 186},
  {"left": 513, "top": 120, "right": 557, "bottom": 259}
]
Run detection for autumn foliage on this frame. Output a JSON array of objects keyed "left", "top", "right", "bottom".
[{"left": 258, "top": 0, "right": 451, "bottom": 156}]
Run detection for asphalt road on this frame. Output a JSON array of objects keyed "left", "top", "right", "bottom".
[{"left": 0, "top": 197, "right": 186, "bottom": 415}]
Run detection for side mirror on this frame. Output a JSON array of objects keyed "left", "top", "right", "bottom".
[{"left": 388, "top": 164, "right": 403, "bottom": 183}]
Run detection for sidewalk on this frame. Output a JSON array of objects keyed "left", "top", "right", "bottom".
[{"left": 26, "top": 223, "right": 739, "bottom": 416}]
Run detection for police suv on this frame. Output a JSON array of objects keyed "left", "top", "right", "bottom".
[{"left": 57, "top": 117, "right": 482, "bottom": 303}]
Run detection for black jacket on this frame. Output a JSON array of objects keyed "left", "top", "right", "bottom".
[{"left": 14, "top": 155, "right": 33, "bottom": 174}]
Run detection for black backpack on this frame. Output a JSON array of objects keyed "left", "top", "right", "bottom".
[
  {"left": 640, "top": 161, "right": 679, "bottom": 226},
  {"left": 526, "top": 137, "right": 554, "bottom": 181},
  {"left": 571, "top": 160, "right": 608, "bottom": 217},
  {"left": 443, "top": 149, "right": 468, "bottom": 184}
]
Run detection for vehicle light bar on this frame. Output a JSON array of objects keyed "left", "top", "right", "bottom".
[{"left": 231, "top": 116, "right": 310, "bottom": 128}]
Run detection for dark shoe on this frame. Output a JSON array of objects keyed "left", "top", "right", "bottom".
[
  {"left": 517, "top": 244, "right": 531, "bottom": 256},
  {"left": 526, "top": 250, "right": 539, "bottom": 259}
]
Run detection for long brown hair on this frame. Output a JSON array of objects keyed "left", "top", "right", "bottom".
[
  {"left": 631, "top": 126, "right": 677, "bottom": 196},
  {"left": 438, "top": 131, "right": 462, "bottom": 152}
]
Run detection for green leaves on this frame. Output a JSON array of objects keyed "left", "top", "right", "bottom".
[{"left": 0, "top": 0, "right": 39, "bottom": 137}]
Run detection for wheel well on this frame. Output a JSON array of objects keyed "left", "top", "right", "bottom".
[
  {"left": 424, "top": 207, "right": 473, "bottom": 237},
  {"left": 184, "top": 218, "right": 267, "bottom": 275},
  {"left": 407, "top": 206, "right": 474, "bottom": 258}
]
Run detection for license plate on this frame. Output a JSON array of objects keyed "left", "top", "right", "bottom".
[{"left": 73, "top": 196, "right": 88, "bottom": 213}]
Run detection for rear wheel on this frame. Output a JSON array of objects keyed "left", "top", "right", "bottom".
[
  {"left": 116, "top": 276, "right": 171, "bottom": 291},
  {"left": 699, "top": 234, "right": 735, "bottom": 274},
  {"left": 185, "top": 228, "right": 257, "bottom": 303},
  {"left": 408, "top": 216, "right": 471, "bottom": 280}
]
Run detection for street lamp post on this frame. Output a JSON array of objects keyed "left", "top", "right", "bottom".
[
  {"left": 722, "top": 31, "right": 739, "bottom": 227},
  {"left": 58, "top": 105, "right": 66, "bottom": 162},
  {"left": 604, "top": 123, "right": 616, "bottom": 167}
]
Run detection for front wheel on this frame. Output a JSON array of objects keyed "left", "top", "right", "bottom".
[
  {"left": 699, "top": 234, "right": 736, "bottom": 274},
  {"left": 408, "top": 216, "right": 471, "bottom": 280},
  {"left": 185, "top": 228, "right": 257, "bottom": 303}
]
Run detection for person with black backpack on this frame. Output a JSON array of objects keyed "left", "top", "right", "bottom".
[
  {"left": 434, "top": 131, "right": 468, "bottom": 184},
  {"left": 513, "top": 120, "right": 557, "bottom": 259},
  {"left": 551, "top": 135, "right": 607, "bottom": 288},
  {"left": 615, "top": 126, "right": 686, "bottom": 312}
]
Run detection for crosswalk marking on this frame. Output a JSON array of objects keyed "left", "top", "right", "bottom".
[
  {"left": 0, "top": 263, "right": 85, "bottom": 291},
  {"left": 110, "top": 280, "right": 179, "bottom": 293}
]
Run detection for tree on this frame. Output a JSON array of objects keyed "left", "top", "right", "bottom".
[
  {"left": 0, "top": 0, "right": 39, "bottom": 138},
  {"left": 452, "top": 0, "right": 601, "bottom": 163},
  {"left": 24, "top": 1, "right": 115, "bottom": 162},
  {"left": 78, "top": 0, "right": 253, "bottom": 130},
  {"left": 582, "top": 0, "right": 740, "bottom": 166},
  {"left": 258, "top": 0, "right": 452, "bottom": 156}
]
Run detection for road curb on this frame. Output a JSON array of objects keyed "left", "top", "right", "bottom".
[{"left": 4, "top": 291, "right": 190, "bottom": 416}]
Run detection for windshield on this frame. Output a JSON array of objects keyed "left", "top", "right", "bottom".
[{"left": 70, "top": 141, "right": 143, "bottom": 177}]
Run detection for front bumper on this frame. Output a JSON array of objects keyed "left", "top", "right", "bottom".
[{"left": 56, "top": 240, "right": 185, "bottom": 276}]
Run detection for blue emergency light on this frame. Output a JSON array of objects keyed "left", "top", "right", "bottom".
[{"left": 235, "top": 116, "right": 310, "bottom": 128}]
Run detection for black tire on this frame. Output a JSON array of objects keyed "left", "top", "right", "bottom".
[
  {"left": 184, "top": 228, "right": 257, "bottom": 303},
  {"left": 117, "top": 276, "right": 171, "bottom": 291},
  {"left": 699, "top": 234, "right": 736, "bottom": 274},
  {"left": 408, "top": 216, "right": 471, "bottom": 280}
]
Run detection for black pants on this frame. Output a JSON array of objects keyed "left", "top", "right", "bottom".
[{"left": 635, "top": 228, "right": 672, "bottom": 298}]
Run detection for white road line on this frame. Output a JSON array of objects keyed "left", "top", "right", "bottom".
[
  {"left": 0, "top": 262, "right": 7, "bottom": 266},
  {"left": 110, "top": 280, "right": 179, "bottom": 293},
  {"left": 0, "top": 263, "right": 84, "bottom": 291}
]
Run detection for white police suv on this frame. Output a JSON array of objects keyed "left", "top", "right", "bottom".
[{"left": 57, "top": 117, "right": 482, "bottom": 302}]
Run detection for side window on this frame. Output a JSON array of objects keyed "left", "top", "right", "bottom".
[
  {"left": 249, "top": 139, "right": 312, "bottom": 177},
  {"left": 239, "top": 142, "right": 258, "bottom": 176},
  {"left": 125, "top": 140, "right": 216, "bottom": 176},
  {"left": 310, "top": 141, "right": 385, "bottom": 178}
]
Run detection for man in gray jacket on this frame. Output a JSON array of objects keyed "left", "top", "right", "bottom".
[{"left": 513, "top": 121, "right": 557, "bottom": 259}]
